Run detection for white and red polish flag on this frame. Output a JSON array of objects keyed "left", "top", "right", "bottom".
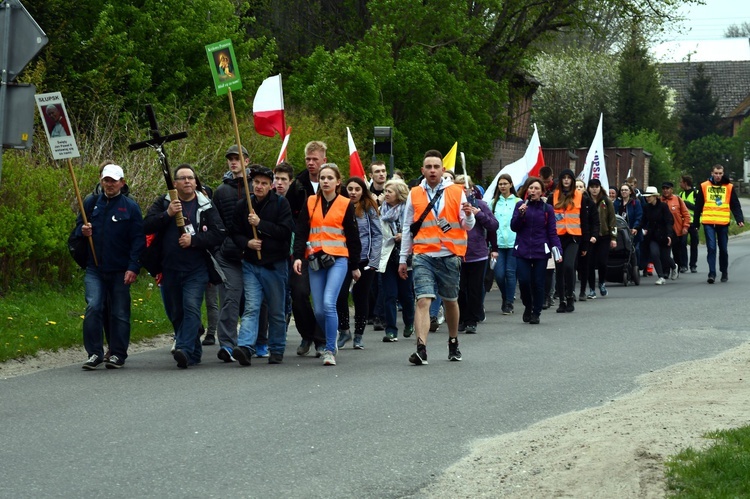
[
  {"left": 483, "top": 123, "right": 545, "bottom": 203},
  {"left": 276, "top": 127, "right": 292, "bottom": 165},
  {"left": 347, "top": 127, "right": 366, "bottom": 179},
  {"left": 253, "top": 75, "right": 287, "bottom": 138}
]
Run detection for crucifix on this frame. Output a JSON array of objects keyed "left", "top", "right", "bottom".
[{"left": 128, "top": 105, "right": 189, "bottom": 230}]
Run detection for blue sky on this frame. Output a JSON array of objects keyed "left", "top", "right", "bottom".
[{"left": 665, "top": 0, "right": 748, "bottom": 41}]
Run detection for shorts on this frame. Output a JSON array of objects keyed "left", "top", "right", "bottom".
[{"left": 412, "top": 253, "right": 461, "bottom": 302}]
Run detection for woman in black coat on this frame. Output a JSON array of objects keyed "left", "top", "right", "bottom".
[{"left": 641, "top": 187, "right": 677, "bottom": 285}]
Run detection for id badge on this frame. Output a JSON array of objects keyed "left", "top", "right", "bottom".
[
  {"left": 436, "top": 217, "right": 452, "bottom": 233},
  {"left": 185, "top": 223, "right": 196, "bottom": 236}
]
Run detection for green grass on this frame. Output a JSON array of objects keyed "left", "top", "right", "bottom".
[
  {"left": 665, "top": 426, "right": 750, "bottom": 497},
  {"left": 0, "top": 275, "right": 172, "bottom": 363}
]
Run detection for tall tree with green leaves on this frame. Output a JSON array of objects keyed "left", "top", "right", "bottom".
[
  {"left": 615, "top": 25, "right": 673, "bottom": 141},
  {"left": 679, "top": 64, "right": 721, "bottom": 145}
]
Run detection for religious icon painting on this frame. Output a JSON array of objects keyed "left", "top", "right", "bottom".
[{"left": 206, "top": 39, "right": 242, "bottom": 95}]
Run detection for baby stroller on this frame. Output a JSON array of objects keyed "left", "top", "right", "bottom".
[{"left": 606, "top": 215, "right": 640, "bottom": 286}]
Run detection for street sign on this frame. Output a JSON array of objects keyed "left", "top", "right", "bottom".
[
  {"left": 0, "top": 0, "right": 48, "bottom": 81},
  {"left": 1, "top": 82, "right": 34, "bottom": 148}
]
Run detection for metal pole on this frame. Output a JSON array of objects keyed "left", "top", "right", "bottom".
[{"left": 0, "top": 0, "right": 12, "bottom": 186}]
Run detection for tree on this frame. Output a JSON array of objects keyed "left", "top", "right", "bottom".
[
  {"left": 617, "top": 129, "right": 677, "bottom": 187},
  {"left": 615, "top": 26, "right": 674, "bottom": 141},
  {"left": 683, "top": 134, "right": 735, "bottom": 182},
  {"left": 531, "top": 47, "right": 619, "bottom": 148},
  {"left": 725, "top": 22, "right": 750, "bottom": 37},
  {"left": 679, "top": 64, "right": 720, "bottom": 145}
]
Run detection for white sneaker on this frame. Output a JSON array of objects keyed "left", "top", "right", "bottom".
[
  {"left": 655, "top": 277, "right": 666, "bottom": 285},
  {"left": 322, "top": 350, "right": 336, "bottom": 366},
  {"left": 437, "top": 304, "right": 445, "bottom": 325},
  {"left": 669, "top": 266, "right": 679, "bottom": 280}
]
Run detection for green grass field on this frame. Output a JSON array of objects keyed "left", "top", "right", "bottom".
[{"left": 0, "top": 276, "right": 172, "bottom": 363}]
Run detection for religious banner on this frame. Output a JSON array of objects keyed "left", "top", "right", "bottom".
[
  {"left": 205, "top": 39, "right": 242, "bottom": 95},
  {"left": 34, "top": 92, "right": 79, "bottom": 160}
]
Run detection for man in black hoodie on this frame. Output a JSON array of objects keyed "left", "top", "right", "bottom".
[{"left": 693, "top": 164, "right": 745, "bottom": 283}]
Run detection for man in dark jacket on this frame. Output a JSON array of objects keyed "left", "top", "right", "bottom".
[
  {"left": 211, "top": 145, "right": 250, "bottom": 361},
  {"left": 231, "top": 167, "right": 294, "bottom": 365},
  {"left": 693, "top": 164, "right": 745, "bottom": 283},
  {"left": 144, "top": 164, "right": 225, "bottom": 369},
  {"left": 74, "top": 164, "right": 145, "bottom": 370}
]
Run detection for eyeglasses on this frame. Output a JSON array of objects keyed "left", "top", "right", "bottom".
[{"left": 175, "top": 176, "right": 195, "bottom": 181}]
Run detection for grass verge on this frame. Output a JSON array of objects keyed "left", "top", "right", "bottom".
[
  {"left": 0, "top": 276, "right": 172, "bottom": 363},
  {"left": 665, "top": 426, "right": 750, "bottom": 497}
]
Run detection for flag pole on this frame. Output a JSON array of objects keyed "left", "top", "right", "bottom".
[
  {"left": 227, "top": 88, "right": 261, "bottom": 259},
  {"left": 67, "top": 158, "right": 98, "bottom": 267}
]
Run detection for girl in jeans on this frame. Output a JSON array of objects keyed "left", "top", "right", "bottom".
[{"left": 293, "top": 164, "right": 361, "bottom": 366}]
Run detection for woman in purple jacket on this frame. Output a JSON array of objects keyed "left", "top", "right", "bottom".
[{"left": 511, "top": 177, "right": 562, "bottom": 324}]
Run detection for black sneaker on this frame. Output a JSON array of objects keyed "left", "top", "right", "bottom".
[
  {"left": 721, "top": 273, "right": 728, "bottom": 283},
  {"left": 565, "top": 298, "right": 575, "bottom": 313},
  {"left": 556, "top": 300, "right": 567, "bottom": 313},
  {"left": 105, "top": 355, "right": 124, "bottom": 369},
  {"left": 217, "top": 348, "right": 235, "bottom": 363},
  {"left": 233, "top": 346, "right": 252, "bottom": 366},
  {"left": 448, "top": 338, "right": 462, "bottom": 361},
  {"left": 201, "top": 334, "right": 216, "bottom": 346},
  {"left": 465, "top": 323, "right": 477, "bottom": 334},
  {"left": 458, "top": 321, "right": 466, "bottom": 332},
  {"left": 505, "top": 303, "right": 514, "bottom": 314},
  {"left": 523, "top": 308, "right": 531, "bottom": 323},
  {"left": 268, "top": 353, "right": 283, "bottom": 364},
  {"left": 409, "top": 344, "right": 428, "bottom": 365},
  {"left": 529, "top": 314, "right": 540, "bottom": 325},
  {"left": 296, "top": 339, "right": 312, "bottom": 356},
  {"left": 82, "top": 354, "right": 103, "bottom": 370},
  {"left": 707, "top": 274, "right": 715, "bottom": 284},
  {"left": 373, "top": 317, "right": 385, "bottom": 331},
  {"left": 173, "top": 349, "right": 189, "bottom": 369},
  {"left": 429, "top": 316, "right": 439, "bottom": 332},
  {"left": 542, "top": 296, "right": 553, "bottom": 310},
  {"left": 690, "top": 267, "right": 697, "bottom": 273}
]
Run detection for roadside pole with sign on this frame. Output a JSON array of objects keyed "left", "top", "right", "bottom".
[
  {"left": 34, "top": 91, "right": 97, "bottom": 266},
  {"left": 205, "top": 38, "right": 260, "bottom": 258}
]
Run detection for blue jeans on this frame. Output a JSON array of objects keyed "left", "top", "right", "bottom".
[
  {"left": 381, "top": 261, "right": 415, "bottom": 335},
  {"left": 493, "top": 248, "right": 517, "bottom": 305},
  {"left": 161, "top": 268, "right": 208, "bottom": 365},
  {"left": 413, "top": 254, "right": 461, "bottom": 301},
  {"left": 83, "top": 268, "right": 131, "bottom": 359},
  {"left": 309, "top": 256, "right": 349, "bottom": 353},
  {"left": 516, "top": 257, "right": 546, "bottom": 315},
  {"left": 238, "top": 260, "right": 288, "bottom": 355},
  {"left": 703, "top": 224, "right": 729, "bottom": 276}
]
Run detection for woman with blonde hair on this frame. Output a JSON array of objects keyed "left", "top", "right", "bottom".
[
  {"left": 293, "top": 164, "right": 361, "bottom": 366},
  {"left": 378, "top": 179, "right": 415, "bottom": 341}
]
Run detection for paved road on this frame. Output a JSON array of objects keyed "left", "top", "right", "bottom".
[{"left": 3, "top": 234, "right": 750, "bottom": 498}]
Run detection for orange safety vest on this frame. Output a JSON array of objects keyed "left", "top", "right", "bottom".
[
  {"left": 410, "top": 183, "right": 467, "bottom": 256},
  {"left": 700, "top": 181, "right": 732, "bottom": 225},
  {"left": 306, "top": 194, "right": 350, "bottom": 257},
  {"left": 553, "top": 190, "right": 583, "bottom": 236}
]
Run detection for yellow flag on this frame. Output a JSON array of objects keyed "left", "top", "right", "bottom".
[{"left": 443, "top": 141, "right": 458, "bottom": 171}]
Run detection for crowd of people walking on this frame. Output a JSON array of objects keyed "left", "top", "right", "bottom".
[{"left": 70, "top": 149, "right": 744, "bottom": 370}]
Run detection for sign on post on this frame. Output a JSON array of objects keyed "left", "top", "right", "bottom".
[
  {"left": 34, "top": 92, "right": 80, "bottom": 160},
  {"left": 205, "top": 39, "right": 242, "bottom": 95},
  {"left": 0, "top": 0, "right": 48, "bottom": 80},
  {"left": 2, "top": 82, "right": 34, "bottom": 148}
]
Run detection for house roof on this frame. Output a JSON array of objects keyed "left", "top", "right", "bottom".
[{"left": 658, "top": 60, "right": 750, "bottom": 118}]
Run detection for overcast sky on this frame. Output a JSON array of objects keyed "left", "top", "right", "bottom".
[{"left": 664, "top": 0, "right": 749, "bottom": 41}]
